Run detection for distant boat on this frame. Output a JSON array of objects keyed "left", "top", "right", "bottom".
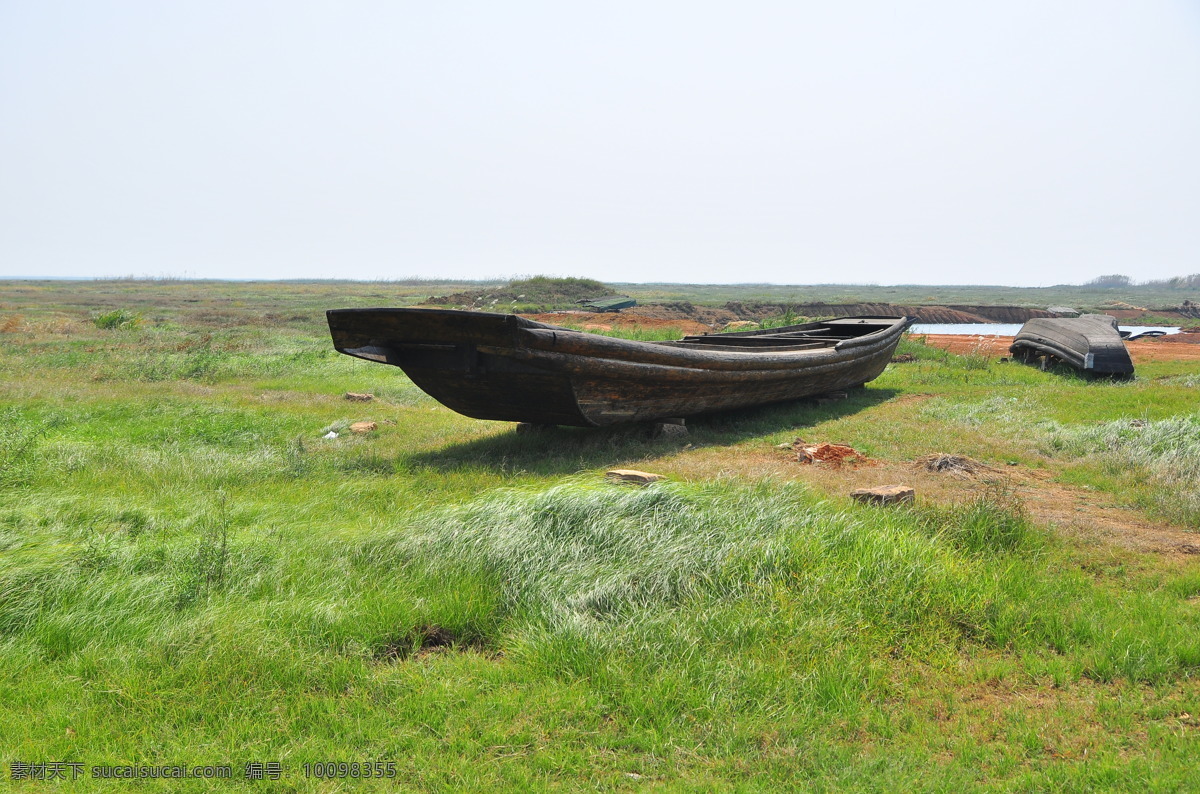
[
  {"left": 576, "top": 295, "right": 637, "bottom": 312},
  {"left": 1009, "top": 314, "right": 1134, "bottom": 376},
  {"left": 327, "top": 308, "right": 911, "bottom": 427}
]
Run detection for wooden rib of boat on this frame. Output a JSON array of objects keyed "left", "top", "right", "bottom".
[
  {"left": 326, "top": 308, "right": 911, "bottom": 427},
  {"left": 1009, "top": 314, "right": 1134, "bottom": 376}
]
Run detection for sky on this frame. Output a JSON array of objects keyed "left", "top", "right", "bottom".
[{"left": 2, "top": 1, "right": 1198, "bottom": 285}]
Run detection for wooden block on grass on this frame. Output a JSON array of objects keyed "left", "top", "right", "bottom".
[
  {"left": 606, "top": 469, "right": 665, "bottom": 486},
  {"left": 850, "top": 485, "right": 915, "bottom": 505}
]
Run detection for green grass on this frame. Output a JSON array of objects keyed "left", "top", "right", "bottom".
[
  {"left": 2, "top": 280, "right": 1200, "bottom": 790},
  {"left": 90, "top": 308, "right": 143, "bottom": 330}
]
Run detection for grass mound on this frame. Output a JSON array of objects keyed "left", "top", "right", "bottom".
[
  {"left": 91, "top": 308, "right": 143, "bottom": 329},
  {"left": 427, "top": 276, "right": 611, "bottom": 311}
]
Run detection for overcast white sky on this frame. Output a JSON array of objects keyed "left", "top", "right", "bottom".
[{"left": 2, "top": 1, "right": 1198, "bottom": 285}]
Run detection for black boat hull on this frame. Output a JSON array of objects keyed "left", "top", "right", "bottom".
[
  {"left": 1009, "top": 314, "right": 1134, "bottom": 376},
  {"left": 327, "top": 309, "right": 911, "bottom": 426}
]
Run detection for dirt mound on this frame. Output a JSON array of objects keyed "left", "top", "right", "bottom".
[
  {"left": 1151, "top": 333, "right": 1200, "bottom": 345},
  {"left": 428, "top": 277, "right": 609, "bottom": 308},
  {"left": 948, "top": 305, "right": 1057, "bottom": 323},
  {"left": 625, "top": 301, "right": 738, "bottom": 327},
  {"left": 1175, "top": 301, "right": 1200, "bottom": 320},
  {"left": 793, "top": 442, "right": 869, "bottom": 468},
  {"left": 1101, "top": 301, "right": 1149, "bottom": 312}
]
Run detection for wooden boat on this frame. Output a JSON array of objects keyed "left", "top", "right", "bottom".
[
  {"left": 1009, "top": 314, "right": 1134, "bottom": 376},
  {"left": 327, "top": 309, "right": 911, "bottom": 427}
]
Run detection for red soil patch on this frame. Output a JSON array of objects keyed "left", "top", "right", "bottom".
[
  {"left": 794, "top": 442, "right": 870, "bottom": 468},
  {"left": 915, "top": 334, "right": 1200, "bottom": 363},
  {"left": 913, "top": 334, "right": 1014, "bottom": 357}
]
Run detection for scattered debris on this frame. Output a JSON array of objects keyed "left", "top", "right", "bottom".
[
  {"left": 515, "top": 422, "right": 555, "bottom": 434},
  {"left": 1102, "top": 301, "right": 1148, "bottom": 312},
  {"left": 322, "top": 431, "right": 339, "bottom": 440},
  {"left": 652, "top": 420, "right": 688, "bottom": 439},
  {"left": 914, "top": 453, "right": 998, "bottom": 477},
  {"left": 796, "top": 442, "right": 868, "bottom": 468},
  {"left": 606, "top": 469, "right": 665, "bottom": 485},
  {"left": 851, "top": 485, "right": 915, "bottom": 505},
  {"left": 811, "top": 391, "right": 848, "bottom": 406},
  {"left": 374, "top": 624, "right": 488, "bottom": 662},
  {"left": 349, "top": 421, "right": 377, "bottom": 434},
  {"left": 775, "top": 442, "right": 795, "bottom": 450},
  {"left": 344, "top": 392, "right": 374, "bottom": 402},
  {"left": 891, "top": 353, "right": 916, "bottom": 363}
]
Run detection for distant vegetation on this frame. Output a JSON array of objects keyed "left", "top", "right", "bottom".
[
  {"left": 1087, "top": 273, "right": 1200, "bottom": 291},
  {"left": 1143, "top": 273, "right": 1200, "bottom": 290},
  {"left": 426, "top": 276, "right": 612, "bottom": 312},
  {"left": 1086, "top": 274, "right": 1134, "bottom": 288}
]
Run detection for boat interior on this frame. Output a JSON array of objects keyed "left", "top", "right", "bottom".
[{"left": 665, "top": 318, "right": 904, "bottom": 352}]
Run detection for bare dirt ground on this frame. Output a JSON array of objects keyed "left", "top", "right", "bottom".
[
  {"left": 915, "top": 333, "right": 1200, "bottom": 363},
  {"left": 674, "top": 444, "right": 1200, "bottom": 557}
]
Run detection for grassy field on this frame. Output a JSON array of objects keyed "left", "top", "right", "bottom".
[
  {"left": 5, "top": 274, "right": 1199, "bottom": 315},
  {"left": 2, "top": 280, "right": 1200, "bottom": 791}
]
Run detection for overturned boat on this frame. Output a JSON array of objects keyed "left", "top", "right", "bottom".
[
  {"left": 1009, "top": 314, "right": 1134, "bottom": 376},
  {"left": 327, "top": 308, "right": 911, "bottom": 427}
]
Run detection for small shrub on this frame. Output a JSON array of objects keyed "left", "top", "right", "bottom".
[
  {"left": 174, "top": 496, "right": 232, "bottom": 609},
  {"left": 759, "top": 308, "right": 807, "bottom": 329},
  {"left": 0, "top": 410, "right": 58, "bottom": 487},
  {"left": 941, "top": 483, "right": 1035, "bottom": 555},
  {"left": 92, "top": 309, "right": 143, "bottom": 330}
]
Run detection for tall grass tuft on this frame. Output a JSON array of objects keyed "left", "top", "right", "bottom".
[
  {"left": 0, "top": 409, "right": 58, "bottom": 487},
  {"left": 916, "top": 482, "right": 1037, "bottom": 556},
  {"left": 91, "top": 308, "right": 144, "bottom": 330}
]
